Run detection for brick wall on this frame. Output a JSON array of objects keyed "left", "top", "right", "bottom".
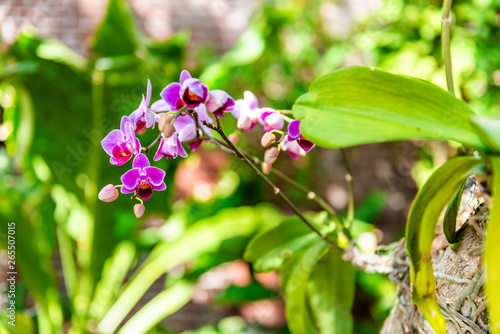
[{"left": 0, "top": 0, "right": 261, "bottom": 55}]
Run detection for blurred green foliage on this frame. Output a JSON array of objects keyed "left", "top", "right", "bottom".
[{"left": 0, "top": 0, "right": 498, "bottom": 333}]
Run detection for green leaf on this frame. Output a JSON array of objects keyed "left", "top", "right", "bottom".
[
  {"left": 443, "top": 179, "right": 467, "bottom": 245},
  {"left": 485, "top": 157, "right": 500, "bottom": 332},
  {"left": 292, "top": 66, "right": 484, "bottom": 149},
  {"left": 98, "top": 205, "right": 281, "bottom": 334},
  {"left": 470, "top": 117, "right": 500, "bottom": 154},
  {"left": 307, "top": 247, "right": 355, "bottom": 334},
  {"left": 281, "top": 241, "right": 329, "bottom": 334},
  {"left": 90, "top": 0, "right": 138, "bottom": 58},
  {"left": 406, "top": 156, "right": 484, "bottom": 334},
  {"left": 118, "top": 281, "right": 193, "bottom": 334},
  {"left": 244, "top": 216, "right": 320, "bottom": 272}
]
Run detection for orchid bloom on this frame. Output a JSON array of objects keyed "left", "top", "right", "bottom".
[
  {"left": 280, "top": 136, "right": 306, "bottom": 159},
  {"left": 101, "top": 116, "right": 141, "bottom": 166},
  {"left": 129, "top": 79, "right": 156, "bottom": 133},
  {"left": 154, "top": 133, "right": 188, "bottom": 161},
  {"left": 287, "top": 120, "right": 315, "bottom": 152},
  {"left": 174, "top": 104, "right": 213, "bottom": 152},
  {"left": 232, "top": 91, "right": 262, "bottom": 131},
  {"left": 259, "top": 108, "right": 284, "bottom": 131},
  {"left": 121, "top": 154, "right": 166, "bottom": 201},
  {"left": 206, "top": 90, "right": 235, "bottom": 117},
  {"left": 160, "top": 70, "right": 209, "bottom": 110}
]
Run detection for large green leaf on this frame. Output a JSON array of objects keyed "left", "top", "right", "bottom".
[
  {"left": 486, "top": 157, "right": 500, "bottom": 333},
  {"left": 244, "top": 216, "right": 322, "bottom": 272},
  {"left": 443, "top": 179, "right": 467, "bottom": 245},
  {"left": 281, "top": 241, "right": 329, "bottom": 334},
  {"left": 307, "top": 247, "right": 355, "bottom": 334},
  {"left": 292, "top": 66, "right": 483, "bottom": 149},
  {"left": 98, "top": 205, "right": 281, "bottom": 333},
  {"left": 406, "top": 156, "right": 484, "bottom": 334}
]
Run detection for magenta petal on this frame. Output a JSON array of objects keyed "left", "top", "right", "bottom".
[
  {"left": 133, "top": 137, "right": 141, "bottom": 155},
  {"left": 180, "top": 70, "right": 191, "bottom": 84},
  {"left": 288, "top": 120, "right": 302, "bottom": 139},
  {"left": 144, "top": 166, "right": 166, "bottom": 186},
  {"left": 189, "top": 140, "right": 202, "bottom": 152},
  {"left": 132, "top": 153, "right": 150, "bottom": 169},
  {"left": 155, "top": 182, "right": 167, "bottom": 191},
  {"left": 176, "top": 137, "right": 188, "bottom": 158},
  {"left": 226, "top": 96, "right": 235, "bottom": 111},
  {"left": 121, "top": 186, "right": 135, "bottom": 194},
  {"left": 244, "top": 91, "right": 259, "bottom": 110},
  {"left": 121, "top": 168, "right": 141, "bottom": 189},
  {"left": 160, "top": 83, "right": 181, "bottom": 108},
  {"left": 145, "top": 79, "right": 152, "bottom": 107},
  {"left": 153, "top": 139, "right": 165, "bottom": 161},
  {"left": 151, "top": 99, "right": 170, "bottom": 112},
  {"left": 101, "top": 130, "right": 125, "bottom": 155}
]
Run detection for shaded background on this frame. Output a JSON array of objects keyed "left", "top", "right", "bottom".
[{"left": 0, "top": 0, "right": 499, "bottom": 333}]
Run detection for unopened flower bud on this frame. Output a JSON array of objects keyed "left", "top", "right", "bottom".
[
  {"left": 134, "top": 203, "right": 145, "bottom": 218},
  {"left": 264, "top": 147, "right": 279, "bottom": 164},
  {"left": 159, "top": 115, "right": 175, "bottom": 138},
  {"left": 262, "top": 162, "right": 272, "bottom": 174},
  {"left": 98, "top": 184, "right": 119, "bottom": 202},
  {"left": 228, "top": 133, "right": 239, "bottom": 145},
  {"left": 261, "top": 132, "right": 276, "bottom": 147}
]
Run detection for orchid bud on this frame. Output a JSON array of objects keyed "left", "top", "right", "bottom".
[
  {"left": 261, "top": 132, "right": 276, "bottom": 147},
  {"left": 98, "top": 184, "right": 119, "bottom": 202},
  {"left": 134, "top": 203, "right": 145, "bottom": 218},
  {"left": 159, "top": 115, "right": 175, "bottom": 138},
  {"left": 264, "top": 147, "right": 279, "bottom": 164},
  {"left": 262, "top": 162, "right": 272, "bottom": 174},
  {"left": 228, "top": 133, "right": 239, "bottom": 145}
]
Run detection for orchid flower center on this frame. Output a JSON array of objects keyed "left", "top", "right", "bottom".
[
  {"left": 112, "top": 142, "right": 133, "bottom": 159},
  {"left": 136, "top": 181, "right": 153, "bottom": 200}
]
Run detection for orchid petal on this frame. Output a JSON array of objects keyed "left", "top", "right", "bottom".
[
  {"left": 155, "top": 182, "right": 167, "bottom": 191},
  {"left": 145, "top": 79, "right": 152, "bottom": 107},
  {"left": 121, "top": 168, "right": 141, "bottom": 189},
  {"left": 151, "top": 99, "right": 170, "bottom": 112},
  {"left": 101, "top": 129, "right": 125, "bottom": 155},
  {"left": 132, "top": 153, "right": 150, "bottom": 169},
  {"left": 144, "top": 166, "right": 166, "bottom": 186},
  {"left": 160, "top": 83, "right": 181, "bottom": 109},
  {"left": 244, "top": 91, "right": 259, "bottom": 110},
  {"left": 288, "top": 120, "right": 302, "bottom": 140},
  {"left": 153, "top": 138, "right": 165, "bottom": 161},
  {"left": 180, "top": 70, "right": 191, "bottom": 84}
]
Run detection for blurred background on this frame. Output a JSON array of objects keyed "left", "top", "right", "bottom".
[{"left": 0, "top": 0, "right": 499, "bottom": 333}]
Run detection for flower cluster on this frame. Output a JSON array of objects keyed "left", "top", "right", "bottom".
[{"left": 98, "top": 71, "right": 315, "bottom": 217}]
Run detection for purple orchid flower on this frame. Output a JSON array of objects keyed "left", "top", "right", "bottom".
[
  {"left": 286, "top": 120, "right": 315, "bottom": 152},
  {"left": 280, "top": 136, "right": 307, "bottom": 159},
  {"left": 232, "top": 91, "right": 261, "bottom": 131},
  {"left": 101, "top": 116, "right": 141, "bottom": 166},
  {"left": 173, "top": 104, "right": 213, "bottom": 152},
  {"left": 154, "top": 133, "right": 188, "bottom": 161},
  {"left": 129, "top": 79, "right": 156, "bottom": 134},
  {"left": 206, "top": 90, "right": 235, "bottom": 117},
  {"left": 121, "top": 154, "right": 166, "bottom": 201},
  {"left": 259, "top": 108, "right": 284, "bottom": 131},
  {"left": 160, "top": 70, "right": 209, "bottom": 110}
]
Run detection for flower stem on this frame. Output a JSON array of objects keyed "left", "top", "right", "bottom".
[
  {"left": 442, "top": 0, "right": 455, "bottom": 96},
  {"left": 341, "top": 148, "right": 355, "bottom": 225},
  {"left": 212, "top": 117, "right": 339, "bottom": 248},
  {"left": 143, "top": 134, "right": 162, "bottom": 154}
]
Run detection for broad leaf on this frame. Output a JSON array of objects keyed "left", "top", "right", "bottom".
[
  {"left": 244, "top": 216, "right": 321, "bottom": 272},
  {"left": 98, "top": 205, "right": 281, "bottom": 334},
  {"left": 281, "top": 241, "right": 329, "bottom": 334},
  {"left": 292, "top": 66, "right": 484, "bottom": 149},
  {"left": 485, "top": 157, "right": 500, "bottom": 332},
  {"left": 443, "top": 179, "right": 467, "bottom": 245},
  {"left": 308, "top": 247, "right": 355, "bottom": 334},
  {"left": 470, "top": 117, "right": 500, "bottom": 154},
  {"left": 406, "top": 156, "right": 483, "bottom": 334}
]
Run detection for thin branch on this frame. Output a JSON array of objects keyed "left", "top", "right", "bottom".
[
  {"left": 143, "top": 134, "right": 162, "bottom": 155},
  {"left": 442, "top": 0, "right": 455, "bottom": 96},
  {"left": 210, "top": 117, "right": 339, "bottom": 248},
  {"left": 341, "top": 148, "right": 355, "bottom": 225}
]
